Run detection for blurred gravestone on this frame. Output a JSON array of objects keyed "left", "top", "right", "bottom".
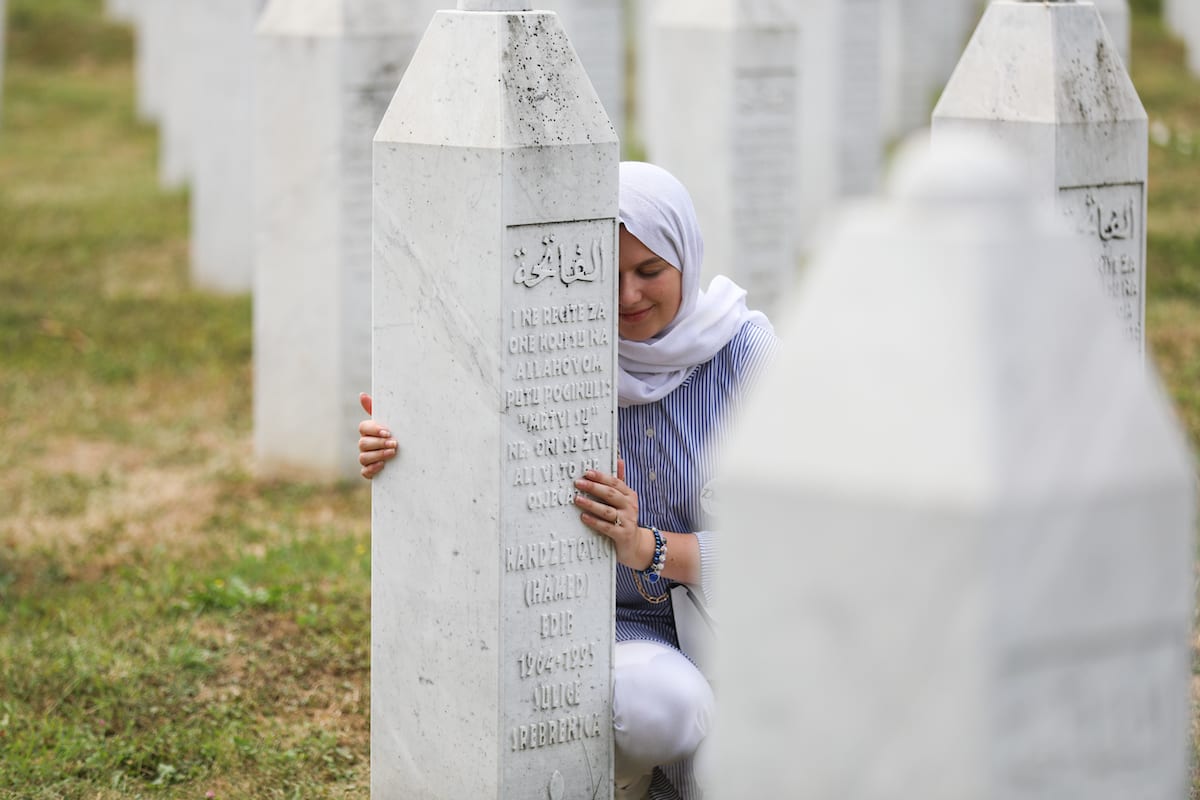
[
  {"left": 645, "top": 0, "right": 802, "bottom": 315},
  {"left": 933, "top": 0, "right": 1148, "bottom": 349},
  {"left": 1166, "top": 0, "right": 1200, "bottom": 76},
  {"left": 631, "top": 0, "right": 660, "bottom": 156},
  {"left": 190, "top": 0, "right": 267, "bottom": 293},
  {"left": 253, "top": 0, "right": 441, "bottom": 479},
  {"left": 158, "top": 0, "right": 198, "bottom": 189},
  {"left": 797, "top": 0, "right": 885, "bottom": 254},
  {"left": 716, "top": 131, "right": 1197, "bottom": 799},
  {"left": 135, "top": 0, "right": 168, "bottom": 123},
  {"left": 879, "top": 0, "right": 980, "bottom": 140},
  {"left": 371, "top": 1, "right": 619, "bottom": 796},
  {"left": 105, "top": 0, "right": 138, "bottom": 22}
]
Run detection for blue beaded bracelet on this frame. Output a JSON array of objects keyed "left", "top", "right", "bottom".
[{"left": 642, "top": 527, "right": 667, "bottom": 583}]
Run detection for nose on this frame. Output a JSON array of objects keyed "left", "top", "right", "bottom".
[{"left": 618, "top": 274, "right": 640, "bottom": 308}]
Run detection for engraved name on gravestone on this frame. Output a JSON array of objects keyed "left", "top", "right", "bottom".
[{"left": 500, "top": 218, "right": 616, "bottom": 775}]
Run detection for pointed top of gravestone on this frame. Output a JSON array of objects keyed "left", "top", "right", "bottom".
[
  {"left": 458, "top": 0, "right": 534, "bottom": 10},
  {"left": 933, "top": 0, "right": 1144, "bottom": 127},
  {"left": 377, "top": 10, "right": 616, "bottom": 150}
]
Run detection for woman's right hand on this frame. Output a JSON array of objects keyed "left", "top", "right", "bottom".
[{"left": 358, "top": 393, "right": 398, "bottom": 480}]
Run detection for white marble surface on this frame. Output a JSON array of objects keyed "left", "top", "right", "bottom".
[
  {"left": 134, "top": 0, "right": 166, "bottom": 123},
  {"left": 1166, "top": 0, "right": 1200, "bottom": 75},
  {"left": 253, "top": 0, "right": 440, "bottom": 479},
  {"left": 645, "top": 0, "right": 803, "bottom": 316},
  {"left": 631, "top": 0, "right": 660, "bottom": 156},
  {"left": 372, "top": 8, "right": 619, "bottom": 798},
  {"left": 716, "top": 131, "right": 1196, "bottom": 799},
  {"left": 933, "top": 0, "right": 1148, "bottom": 349},
  {"left": 188, "top": 0, "right": 267, "bottom": 293},
  {"left": 540, "top": 0, "right": 625, "bottom": 144},
  {"left": 138, "top": 0, "right": 181, "bottom": 137},
  {"left": 1093, "top": 0, "right": 1131, "bottom": 66},
  {"left": 105, "top": 0, "right": 135, "bottom": 21},
  {"left": 879, "top": 0, "right": 981, "bottom": 140},
  {"left": 157, "top": 0, "right": 199, "bottom": 190}
]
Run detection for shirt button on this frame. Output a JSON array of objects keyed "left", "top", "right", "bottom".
[
  {"left": 648, "top": 471, "right": 657, "bottom": 482},
  {"left": 645, "top": 427, "right": 655, "bottom": 438}
]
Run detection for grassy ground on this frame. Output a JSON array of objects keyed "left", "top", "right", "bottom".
[{"left": 0, "top": 0, "right": 1197, "bottom": 797}]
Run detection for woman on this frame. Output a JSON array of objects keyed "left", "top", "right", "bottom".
[{"left": 359, "top": 162, "right": 776, "bottom": 800}]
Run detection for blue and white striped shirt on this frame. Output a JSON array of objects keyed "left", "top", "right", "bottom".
[{"left": 614, "top": 320, "right": 778, "bottom": 651}]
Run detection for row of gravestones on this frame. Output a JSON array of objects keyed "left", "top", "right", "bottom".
[
  {"left": 98, "top": 0, "right": 1144, "bottom": 483},
  {"left": 365, "top": 1, "right": 1195, "bottom": 798},
  {"left": 107, "top": 0, "right": 1137, "bottom": 311},
  {"left": 95, "top": 1, "right": 1195, "bottom": 797}
]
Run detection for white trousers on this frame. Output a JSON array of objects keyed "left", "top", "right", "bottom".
[{"left": 613, "top": 640, "right": 714, "bottom": 799}]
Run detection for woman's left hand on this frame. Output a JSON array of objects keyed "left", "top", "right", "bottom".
[{"left": 574, "top": 460, "right": 649, "bottom": 570}]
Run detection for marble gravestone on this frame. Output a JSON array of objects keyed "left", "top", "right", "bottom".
[
  {"left": 135, "top": 0, "right": 168, "bottom": 123},
  {"left": 1166, "top": 0, "right": 1200, "bottom": 76},
  {"left": 190, "top": 0, "right": 268, "bottom": 293},
  {"left": 797, "top": 0, "right": 885, "bottom": 254},
  {"left": 539, "top": 0, "right": 625, "bottom": 144},
  {"left": 933, "top": 0, "right": 1148, "bottom": 348},
  {"left": 879, "top": 0, "right": 981, "bottom": 141},
  {"left": 631, "top": 0, "right": 660, "bottom": 156},
  {"left": 371, "top": 2, "right": 619, "bottom": 797},
  {"left": 105, "top": 0, "right": 131, "bottom": 21},
  {"left": 715, "top": 132, "right": 1196, "bottom": 799},
  {"left": 158, "top": 0, "right": 199, "bottom": 190},
  {"left": 253, "top": 0, "right": 441, "bottom": 480},
  {"left": 645, "top": 0, "right": 802, "bottom": 315}
]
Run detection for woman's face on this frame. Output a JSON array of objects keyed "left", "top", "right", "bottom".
[{"left": 617, "top": 226, "right": 683, "bottom": 341}]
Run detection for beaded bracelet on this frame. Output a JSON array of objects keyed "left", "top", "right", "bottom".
[{"left": 642, "top": 527, "right": 667, "bottom": 583}]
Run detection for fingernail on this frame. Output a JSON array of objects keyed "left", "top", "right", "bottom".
[
  {"left": 380, "top": 429, "right": 391, "bottom": 438},
  {"left": 387, "top": 439, "right": 398, "bottom": 448}
]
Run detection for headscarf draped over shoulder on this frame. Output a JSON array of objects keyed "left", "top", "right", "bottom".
[{"left": 617, "top": 162, "right": 772, "bottom": 407}]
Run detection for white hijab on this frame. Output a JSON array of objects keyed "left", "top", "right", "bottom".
[{"left": 617, "top": 162, "right": 772, "bottom": 407}]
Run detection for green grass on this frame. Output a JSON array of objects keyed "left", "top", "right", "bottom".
[{"left": 0, "top": 0, "right": 1198, "bottom": 797}]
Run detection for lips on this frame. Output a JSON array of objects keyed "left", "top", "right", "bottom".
[{"left": 619, "top": 307, "right": 653, "bottom": 323}]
